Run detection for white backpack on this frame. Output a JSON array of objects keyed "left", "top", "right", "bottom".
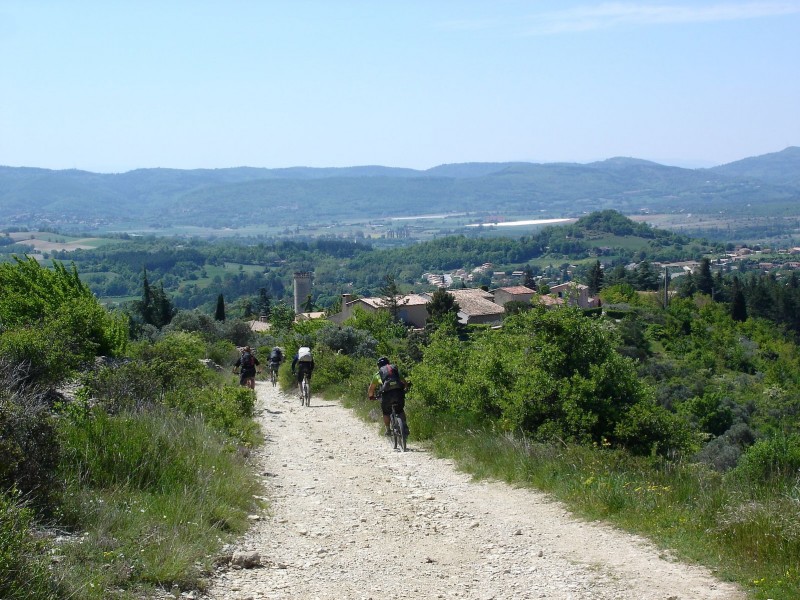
[{"left": 297, "top": 347, "right": 313, "bottom": 362}]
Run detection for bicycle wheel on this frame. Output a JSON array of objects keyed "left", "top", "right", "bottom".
[
  {"left": 303, "top": 377, "right": 310, "bottom": 406},
  {"left": 390, "top": 413, "right": 401, "bottom": 450},
  {"left": 398, "top": 414, "right": 407, "bottom": 452}
]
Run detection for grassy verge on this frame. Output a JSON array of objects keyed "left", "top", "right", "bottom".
[
  {"left": 52, "top": 406, "right": 262, "bottom": 599},
  {"left": 420, "top": 419, "right": 798, "bottom": 600}
]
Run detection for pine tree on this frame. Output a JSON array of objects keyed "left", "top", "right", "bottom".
[
  {"left": 679, "top": 272, "right": 697, "bottom": 298},
  {"left": 635, "top": 260, "right": 659, "bottom": 291},
  {"left": 302, "top": 294, "right": 315, "bottom": 312},
  {"left": 151, "top": 283, "right": 175, "bottom": 328},
  {"left": 215, "top": 293, "right": 226, "bottom": 321},
  {"left": 138, "top": 267, "right": 154, "bottom": 325},
  {"left": 379, "top": 274, "right": 407, "bottom": 322},
  {"left": 257, "top": 288, "right": 272, "bottom": 318},
  {"left": 425, "top": 287, "right": 460, "bottom": 326},
  {"left": 696, "top": 258, "right": 713, "bottom": 296},
  {"left": 523, "top": 265, "right": 536, "bottom": 290}
]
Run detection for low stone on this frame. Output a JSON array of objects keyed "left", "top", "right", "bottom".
[{"left": 231, "top": 551, "right": 261, "bottom": 569}]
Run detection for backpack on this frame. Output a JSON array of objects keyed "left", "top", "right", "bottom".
[
  {"left": 379, "top": 363, "right": 403, "bottom": 393},
  {"left": 297, "top": 347, "right": 313, "bottom": 362},
  {"left": 241, "top": 350, "right": 255, "bottom": 370},
  {"left": 270, "top": 348, "right": 282, "bottom": 362}
]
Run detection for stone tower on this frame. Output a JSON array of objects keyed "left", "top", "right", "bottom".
[{"left": 293, "top": 271, "right": 313, "bottom": 314}]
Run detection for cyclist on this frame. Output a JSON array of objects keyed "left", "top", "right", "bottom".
[
  {"left": 268, "top": 346, "right": 284, "bottom": 381},
  {"left": 368, "top": 356, "right": 409, "bottom": 437},
  {"left": 233, "top": 346, "right": 260, "bottom": 389},
  {"left": 291, "top": 346, "right": 315, "bottom": 398}
]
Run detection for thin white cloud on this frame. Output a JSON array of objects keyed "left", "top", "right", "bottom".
[
  {"left": 531, "top": 2, "right": 800, "bottom": 34},
  {"left": 443, "top": 2, "right": 800, "bottom": 35}
]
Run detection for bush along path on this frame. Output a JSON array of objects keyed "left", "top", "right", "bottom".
[{"left": 202, "top": 382, "right": 744, "bottom": 600}]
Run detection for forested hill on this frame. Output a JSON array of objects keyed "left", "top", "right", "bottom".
[
  {"left": 709, "top": 146, "right": 800, "bottom": 187},
  {"left": 1, "top": 147, "right": 799, "bottom": 231}
]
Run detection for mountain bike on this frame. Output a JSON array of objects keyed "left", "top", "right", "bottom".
[
  {"left": 300, "top": 373, "right": 311, "bottom": 407},
  {"left": 388, "top": 403, "right": 407, "bottom": 452},
  {"left": 268, "top": 361, "right": 279, "bottom": 387}
]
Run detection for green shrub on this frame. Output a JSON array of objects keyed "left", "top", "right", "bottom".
[
  {"left": 165, "top": 309, "right": 220, "bottom": 340},
  {"left": 614, "top": 400, "right": 696, "bottom": 456},
  {"left": 0, "top": 490, "right": 59, "bottom": 600},
  {"left": 0, "top": 258, "right": 127, "bottom": 373},
  {"left": 732, "top": 433, "right": 800, "bottom": 484},
  {"left": 315, "top": 324, "right": 378, "bottom": 357},
  {"left": 207, "top": 339, "right": 237, "bottom": 367},
  {"left": 343, "top": 307, "right": 407, "bottom": 356},
  {"left": 166, "top": 385, "right": 260, "bottom": 445},
  {"left": 82, "top": 359, "right": 164, "bottom": 412},
  {"left": 693, "top": 423, "right": 756, "bottom": 472},
  {"left": 0, "top": 363, "right": 60, "bottom": 510}
]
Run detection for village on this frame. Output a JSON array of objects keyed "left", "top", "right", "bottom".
[{"left": 272, "top": 244, "right": 800, "bottom": 330}]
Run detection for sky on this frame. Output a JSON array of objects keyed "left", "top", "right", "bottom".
[{"left": 1, "top": 1, "right": 799, "bottom": 173}]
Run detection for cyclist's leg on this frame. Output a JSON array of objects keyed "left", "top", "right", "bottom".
[{"left": 380, "top": 395, "right": 393, "bottom": 434}]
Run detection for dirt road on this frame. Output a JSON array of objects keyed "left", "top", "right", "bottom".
[{"left": 203, "top": 382, "right": 744, "bottom": 600}]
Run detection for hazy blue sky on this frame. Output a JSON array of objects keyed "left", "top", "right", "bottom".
[{"left": 2, "top": 1, "right": 799, "bottom": 172}]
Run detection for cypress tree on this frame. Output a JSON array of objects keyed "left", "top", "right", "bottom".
[
  {"left": 215, "top": 293, "right": 226, "bottom": 321},
  {"left": 731, "top": 277, "right": 747, "bottom": 322},
  {"left": 587, "top": 260, "right": 604, "bottom": 295}
]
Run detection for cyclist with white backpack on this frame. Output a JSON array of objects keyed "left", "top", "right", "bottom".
[{"left": 291, "top": 346, "right": 315, "bottom": 398}]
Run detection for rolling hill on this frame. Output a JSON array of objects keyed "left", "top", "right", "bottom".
[{"left": 1, "top": 148, "right": 798, "bottom": 232}]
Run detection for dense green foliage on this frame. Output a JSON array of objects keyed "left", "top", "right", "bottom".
[
  {"left": 0, "top": 257, "right": 263, "bottom": 598},
  {"left": 0, "top": 257, "right": 127, "bottom": 384},
  {"left": 411, "top": 307, "right": 689, "bottom": 455},
  {"left": 31, "top": 210, "right": 727, "bottom": 319}
]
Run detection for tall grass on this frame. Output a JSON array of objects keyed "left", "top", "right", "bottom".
[
  {"left": 54, "top": 407, "right": 262, "bottom": 599},
  {"left": 0, "top": 490, "right": 61, "bottom": 600}
]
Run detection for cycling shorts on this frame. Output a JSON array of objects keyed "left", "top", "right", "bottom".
[{"left": 380, "top": 388, "right": 405, "bottom": 416}]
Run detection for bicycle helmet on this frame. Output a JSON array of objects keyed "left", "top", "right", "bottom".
[{"left": 377, "top": 356, "right": 390, "bottom": 368}]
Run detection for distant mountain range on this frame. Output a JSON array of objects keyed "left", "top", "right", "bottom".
[{"left": 1, "top": 147, "right": 798, "bottom": 232}]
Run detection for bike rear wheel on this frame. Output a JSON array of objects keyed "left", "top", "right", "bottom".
[
  {"left": 399, "top": 414, "right": 407, "bottom": 452},
  {"left": 390, "top": 411, "right": 405, "bottom": 452},
  {"left": 302, "top": 376, "right": 310, "bottom": 406}
]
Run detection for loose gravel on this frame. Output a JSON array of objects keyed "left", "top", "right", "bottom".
[{"left": 202, "top": 382, "right": 745, "bottom": 600}]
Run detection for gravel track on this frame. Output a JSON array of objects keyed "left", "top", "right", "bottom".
[{"left": 203, "top": 382, "right": 745, "bottom": 600}]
